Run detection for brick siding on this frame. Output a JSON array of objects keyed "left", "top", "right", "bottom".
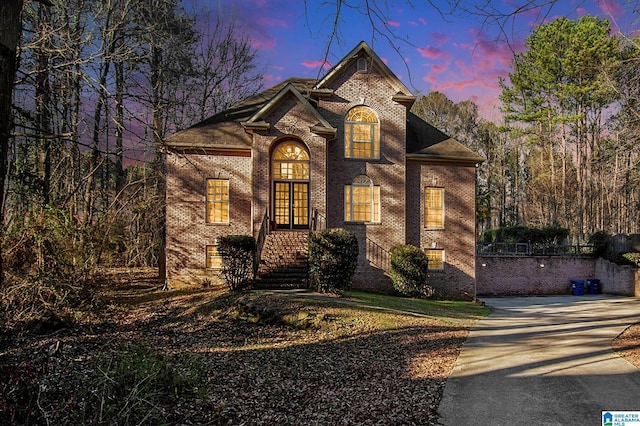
[{"left": 165, "top": 47, "right": 480, "bottom": 298}]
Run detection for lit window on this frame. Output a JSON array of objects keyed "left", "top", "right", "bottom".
[
  {"left": 206, "top": 179, "right": 229, "bottom": 223},
  {"left": 345, "top": 106, "right": 379, "bottom": 159},
  {"left": 425, "top": 249, "right": 445, "bottom": 270},
  {"left": 206, "top": 245, "right": 222, "bottom": 269},
  {"left": 345, "top": 175, "right": 380, "bottom": 222},
  {"left": 272, "top": 142, "right": 309, "bottom": 180},
  {"left": 425, "top": 187, "right": 444, "bottom": 228}
]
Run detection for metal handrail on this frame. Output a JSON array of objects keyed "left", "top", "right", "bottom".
[
  {"left": 476, "top": 242, "right": 595, "bottom": 256},
  {"left": 254, "top": 210, "right": 269, "bottom": 277},
  {"left": 311, "top": 208, "right": 326, "bottom": 231},
  {"left": 367, "top": 237, "right": 390, "bottom": 272}
]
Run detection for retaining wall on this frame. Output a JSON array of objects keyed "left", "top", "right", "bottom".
[
  {"left": 477, "top": 255, "right": 640, "bottom": 297},
  {"left": 476, "top": 256, "right": 595, "bottom": 296}
]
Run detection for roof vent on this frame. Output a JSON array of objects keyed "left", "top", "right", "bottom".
[{"left": 357, "top": 57, "right": 368, "bottom": 72}]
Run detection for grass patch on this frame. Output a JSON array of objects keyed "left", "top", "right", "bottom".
[{"left": 343, "top": 290, "right": 491, "bottom": 324}]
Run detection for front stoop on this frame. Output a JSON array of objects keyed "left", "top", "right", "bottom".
[{"left": 255, "top": 231, "right": 309, "bottom": 288}]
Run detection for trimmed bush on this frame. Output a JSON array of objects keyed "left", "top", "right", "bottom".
[
  {"left": 389, "top": 245, "right": 430, "bottom": 297},
  {"left": 308, "top": 229, "right": 358, "bottom": 293},
  {"left": 218, "top": 235, "right": 256, "bottom": 291}
]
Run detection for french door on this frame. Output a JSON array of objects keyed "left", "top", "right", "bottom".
[
  {"left": 271, "top": 141, "right": 310, "bottom": 229},
  {"left": 273, "top": 181, "right": 309, "bottom": 229}
]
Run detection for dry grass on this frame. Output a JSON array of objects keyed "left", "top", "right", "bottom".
[{"left": 0, "top": 269, "right": 479, "bottom": 425}]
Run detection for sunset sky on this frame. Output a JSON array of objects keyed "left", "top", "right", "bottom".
[{"left": 210, "top": 0, "right": 639, "bottom": 120}]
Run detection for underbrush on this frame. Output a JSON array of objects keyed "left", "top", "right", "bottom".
[{"left": 1, "top": 344, "right": 205, "bottom": 425}]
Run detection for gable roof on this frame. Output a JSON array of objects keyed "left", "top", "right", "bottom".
[
  {"left": 406, "top": 112, "right": 485, "bottom": 165},
  {"left": 243, "top": 83, "right": 336, "bottom": 138},
  {"left": 165, "top": 78, "right": 317, "bottom": 149},
  {"left": 313, "top": 41, "right": 415, "bottom": 105},
  {"left": 165, "top": 42, "right": 483, "bottom": 165}
]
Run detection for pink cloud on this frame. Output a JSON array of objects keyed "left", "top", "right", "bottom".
[
  {"left": 409, "top": 17, "right": 428, "bottom": 26},
  {"left": 576, "top": 7, "right": 587, "bottom": 16},
  {"left": 380, "top": 57, "right": 389, "bottom": 65},
  {"left": 262, "top": 74, "right": 282, "bottom": 87},
  {"left": 301, "top": 59, "right": 332, "bottom": 69},
  {"left": 430, "top": 32, "right": 449, "bottom": 46},
  {"left": 257, "top": 16, "right": 288, "bottom": 29},
  {"left": 387, "top": 19, "right": 401, "bottom": 28},
  {"left": 595, "top": 0, "right": 624, "bottom": 20},
  {"left": 417, "top": 45, "right": 449, "bottom": 60},
  {"left": 248, "top": 35, "right": 276, "bottom": 51}
]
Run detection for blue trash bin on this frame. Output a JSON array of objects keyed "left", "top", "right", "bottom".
[
  {"left": 571, "top": 279, "right": 585, "bottom": 295},
  {"left": 586, "top": 278, "right": 601, "bottom": 294}
]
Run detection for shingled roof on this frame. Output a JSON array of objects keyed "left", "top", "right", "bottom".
[
  {"left": 165, "top": 78, "right": 317, "bottom": 149},
  {"left": 406, "top": 112, "right": 485, "bottom": 165},
  {"left": 165, "top": 74, "right": 483, "bottom": 165}
]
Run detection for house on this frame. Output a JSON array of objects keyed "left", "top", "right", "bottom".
[{"left": 164, "top": 41, "right": 484, "bottom": 299}]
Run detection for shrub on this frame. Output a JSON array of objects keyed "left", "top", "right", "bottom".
[
  {"left": 308, "top": 229, "right": 358, "bottom": 293},
  {"left": 0, "top": 207, "right": 97, "bottom": 332},
  {"left": 389, "top": 245, "right": 430, "bottom": 297},
  {"left": 218, "top": 235, "right": 256, "bottom": 291},
  {"left": 621, "top": 252, "right": 640, "bottom": 266},
  {"left": 480, "top": 225, "right": 569, "bottom": 245},
  {"left": 589, "top": 231, "right": 610, "bottom": 258}
]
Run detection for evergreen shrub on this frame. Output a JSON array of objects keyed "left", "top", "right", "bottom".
[
  {"left": 389, "top": 245, "right": 431, "bottom": 297},
  {"left": 308, "top": 229, "right": 358, "bottom": 293}
]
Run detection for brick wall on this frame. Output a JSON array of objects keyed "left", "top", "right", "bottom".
[
  {"left": 476, "top": 256, "right": 595, "bottom": 296},
  {"left": 319, "top": 57, "right": 408, "bottom": 292},
  {"left": 595, "top": 257, "right": 640, "bottom": 297},
  {"left": 165, "top": 151, "right": 252, "bottom": 286},
  {"left": 405, "top": 162, "right": 478, "bottom": 299}
]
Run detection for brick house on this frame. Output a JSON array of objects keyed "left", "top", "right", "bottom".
[{"left": 164, "top": 41, "right": 484, "bottom": 298}]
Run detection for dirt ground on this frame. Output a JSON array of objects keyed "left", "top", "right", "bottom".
[
  {"left": 1, "top": 270, "right": 470, "bottom": 425},
  {"left": 1, "top": 269, "right": 638, "bottom": 425}
]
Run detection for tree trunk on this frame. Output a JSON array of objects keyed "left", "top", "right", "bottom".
[{"left": 0, "top": 0, "right": 25, "bottom": 286}]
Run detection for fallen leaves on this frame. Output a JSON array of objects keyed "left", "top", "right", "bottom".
[{"left": 1, "top": 272, "right": 468, "bottom": 425}]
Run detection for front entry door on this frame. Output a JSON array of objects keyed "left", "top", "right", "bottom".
[
  {"left": 271, "top": 141, "right": 310, "bottom": 230},
  {"left": 274, "top": 181, "right": 309, "bottom": 229}
]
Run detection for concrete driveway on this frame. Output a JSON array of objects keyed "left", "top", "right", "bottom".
[{"left": 437, "top": 295, "right": 640, "bottom": 426}]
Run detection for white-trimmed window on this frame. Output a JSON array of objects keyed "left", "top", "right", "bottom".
[
  {"left": 206, "top": 245, "right": 222, "bottom": 269},
  {"left": 206, "top": 179, "right": 229, "bottom": 223},
  {"left": 345, "top": 106, "right": 379, "bottom": 159},
  {"left": 425, "top": 249, "right": 445, "bottom": 270},
  {"left": 425, "top": 187, "right": 444, "bottom": 228},
  {"left": 345, "top": 175, "right": 380, "bottom": 222}
]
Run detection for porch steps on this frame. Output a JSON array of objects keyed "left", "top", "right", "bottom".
[{"left": 255, "top": 231, "right": 309, "bottom": 289}]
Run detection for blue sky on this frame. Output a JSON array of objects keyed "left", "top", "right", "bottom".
[{"left": 206, "top": 0, "right": 638, "bottom": 120}]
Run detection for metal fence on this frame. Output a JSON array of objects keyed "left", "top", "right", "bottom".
[{"left": 477, "top": 242, "right": 595, "bottom": 256}]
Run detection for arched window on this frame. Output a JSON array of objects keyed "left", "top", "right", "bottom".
[
  {"left": 345, "top": 106, "right": 379, "bottom": 159},
  {"left": 344, "top": 175, "right": 380, "bottom": 222},
  {"left": 272, "top": 142, "right": 309, "bottom": 180}
]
